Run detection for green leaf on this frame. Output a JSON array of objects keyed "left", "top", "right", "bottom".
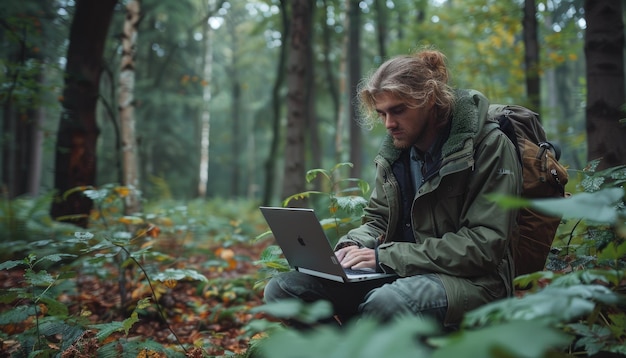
[
  {"left": 38, "top": 296, "right": 69, "bottom": 317},
  {"left": 513, "top": 270, "right": 555, "bottom": 289},
  {"left": 531, "top": 188, "right": 624, "bottom": 223},
  {"left": 251, "top": 299, "right": 333, "bottom": 324},
  {"left": 151, "top": 268, "right": 208, "bottom": 282},
  {"left": 463, "top": 284, "right": 620, "bottom": 328},
  {"left": 92, "top": 321, "right": 125, "bottom": 341},
  {"left": 568, "top": 322, "right": 612, "bottom": 355},
  {"left": 488, "top": 188, "right": 624, "bottom": 223},
  {"left": 334, "top": 196, "right": 368, "bottom": 212},
  {"left": 306, "top": 168, "right": 331, "bottom": 183},
  {"left": 0, "top": 305, "right": 37, "bottom": 324},
  {"left": 0, "top": 291, "right": 20, "bottom": 304},
  {"left": 36, "top": 253, "right": 76, "bottom": 265},
  {"left": 598, "top": 240, "right": 626, "bottom": 261},
  {"left": 282, "top": 190, "right": 324, "bottom": 206},
  {"left": 259, "top": 316, "right": 435, "bottom": 358},
  {"left": 37, "top": 317, "right": 85, "bottom": 351},
  {"left": 433, "top": 321, "right": 571, "bottom": 358},
  {"left": 0, "top": 260, "right": 26, "bottom": 270},
  {"left": 24, "top": 269, "right": 55, "bottom": 286}
]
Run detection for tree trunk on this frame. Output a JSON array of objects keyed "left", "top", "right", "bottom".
[
  {"left": 584, "top": 0, "right": 626, "bottom": 170},
  {"left": 263, "top": 0, "right": 289, "bottom": 205},
  {"left": 523, "top": 0, "right": 540, "bottom": 112},
  {"left": 198, "top": 20, "right": 213, "bottom": 199},
  {"left": 1, "top": 20, "right": 45, "bottom": 199},
  {"left": 50, "top": 0, "right": 117, "bottom": 227},
  {"left": 348, "top": 0, "right": 363, "bottom": 178},
  {"left": 320, "top": 0, "right": 342, "bottom": 165},
  {"left": 334, "top": 0, "right": 350, "bottom": 165},
  {"left": 230, "top": 22, "right": 242, "bottom": 197},
  {"left": 119, "top": 0, "right": 141, "bottom": 215},
  {"left": 374, "top": 0, "right": 388, "bottom": 61},
  {"left": 281, "top": 0, "right": 312, "bottom": 202},
  {"left": 306, "top": 9, "right": 321, "bottom": 186}
]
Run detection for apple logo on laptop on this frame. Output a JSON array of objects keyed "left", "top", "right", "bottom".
[{"left": 297, "top": 236, "right": 306, "bottom": 246}]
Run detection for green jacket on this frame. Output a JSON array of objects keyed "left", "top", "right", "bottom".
[{"left": 336, "top": 89, "right": 521, "bottom": 325}]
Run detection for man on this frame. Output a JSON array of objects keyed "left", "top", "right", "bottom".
[{"left": 264, "top": 49, "right": 521, "bottom": 329}]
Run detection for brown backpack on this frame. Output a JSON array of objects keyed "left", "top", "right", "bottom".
[{"left": 488, "top": 104, "right": 569, "bottom": 276}]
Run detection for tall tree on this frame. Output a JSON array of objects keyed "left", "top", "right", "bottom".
[
  {"left": 373, "top": 0, "right": 388, "bottom": 60},
  {"left": 263, "top": 0, "right": 289, "bottom": 205},
  {"left": 1, "top": 3, "right": 53, "bottom": 198},
  {"left": 347, "top": 0, "right": 363, "bottom": 178},
  {"left": 50, "top": 0, "right": 117, "bottom": 227},
  {"left": 226, "top": 13, "right": 242, "bottom": 197},
  {"left": 584, "top": 0, "right": 626, "bottom": 170},
  {"left": 198, "top": 13, "right": 213, "bottom": 199},
  {"left": 119, "top": 0, "right": 141, "bottom": 214},
  {"left": 320, "top": 0, "right": 342, "bottom": 165},
  {"left": 282, "top": 0, "right": 312, "bottom": 202},
  {"left": 523, "top": 0, "right": 540, "bottom": 112}
]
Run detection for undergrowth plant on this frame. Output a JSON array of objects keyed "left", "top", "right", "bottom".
[
  {"left": 0, "top": 184, "right": 214, "bottom": 357},
  {"left": 0, "top": 191, "right": 79, "bottom": 261},
  {"left": 283, "top": 162, "right": 369, "bottom": 241}
]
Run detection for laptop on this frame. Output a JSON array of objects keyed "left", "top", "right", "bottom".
[{"left": 259, "top": 206, "right": 396, "bottom": 283}]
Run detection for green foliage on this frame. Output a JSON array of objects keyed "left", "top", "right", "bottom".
[
  {"left": 0, "top": 185, "right": 242, "bottom": 357},
  {"left": 98, "top": 338, "right": 186, "bottom": 358},
  {"left": 253, "top": 244, "right": 290, "bottom": 291},
  {"left": 252, "top": 299, "right": 334, "bottom": 326},
  {"left": 92, "top": 298, "right": 152, "bottom": 340},
  {"left": 433, "top": 320, "right": 571, "bottom": 358},
  {"left": 0, "top": 192, "right": 78, "bottom": 260},
  {"left": 283, "top": 162, "right": 369, "bottom": 243}
]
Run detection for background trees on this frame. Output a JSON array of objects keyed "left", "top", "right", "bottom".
[
  {"left": 1, "top": 0, "right": 623, "bottom": 216},
  {"left": 584, "top": 0, "right": 626, "bottom": 170}
]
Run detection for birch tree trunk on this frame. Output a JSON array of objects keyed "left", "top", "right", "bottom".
[
  {"left": 198, "top": 20, "right": 213, "bottom": 198},
  {"left": 119, "top": 0, "right": 141, "bottom": 214}
]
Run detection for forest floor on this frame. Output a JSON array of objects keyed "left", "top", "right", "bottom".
[{"left": 0, "top": 239, "right": 273, "bottom": 357}]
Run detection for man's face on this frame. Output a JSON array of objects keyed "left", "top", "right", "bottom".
[{"left": 374, "top": 92, "right": 438, "bottom": 151}]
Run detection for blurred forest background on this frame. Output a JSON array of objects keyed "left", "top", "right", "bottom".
[
  {"left": 1, "top": 0, "right": 625, "bottom": 219},
  {"left": 2, "top": 1, "right": 626, "bottom": 356}
]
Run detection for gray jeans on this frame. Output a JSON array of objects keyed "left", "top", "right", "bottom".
[{"left": 263, "top": 270, "right": 448, "bottom": 326}]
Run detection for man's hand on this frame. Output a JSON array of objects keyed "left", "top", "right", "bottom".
[{"left": 335, "top": 245, "right": 376, "bottom": 270}]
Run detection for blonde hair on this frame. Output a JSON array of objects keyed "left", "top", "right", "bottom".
[{"left": 356, "top": 49, "right": 455, "bottom": 129}]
